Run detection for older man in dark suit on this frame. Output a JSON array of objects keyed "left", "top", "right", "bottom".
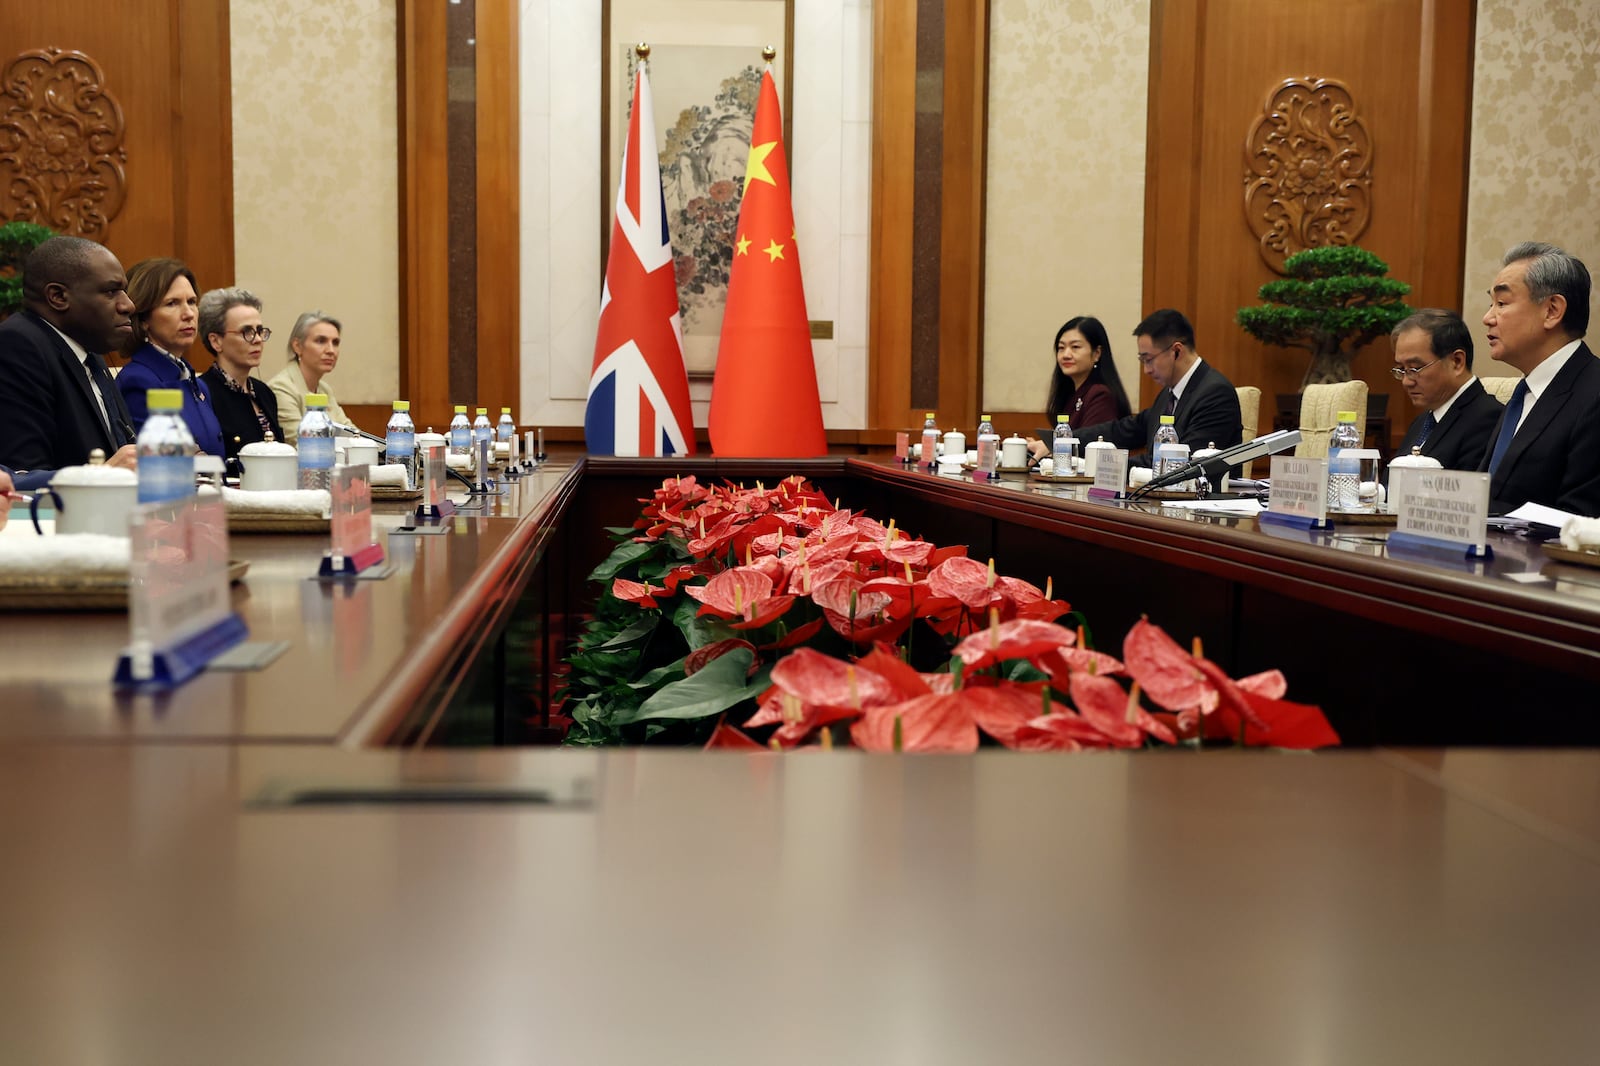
[
  {"left": 1389, "top": 309, "right": 1503, "bottom": 471},
  {"left": 1074, "top": 308, "right": 1242, "bottom": 475},
  {"left": 1478, "top": 242, "right": 1600, "bottom": 517},
  {"left": 0, "top": 236, "right": 139, "bottom": 490}
]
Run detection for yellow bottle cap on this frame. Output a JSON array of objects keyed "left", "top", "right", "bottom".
[
  {"left": 305, "top": 393, "right": 328, "bottom": 407},
  {"left": 394, "top": 400, "right": 410, "bottom": 411},
  {"left": 147, "top": 388, "right": 183, "bottom": 411}
]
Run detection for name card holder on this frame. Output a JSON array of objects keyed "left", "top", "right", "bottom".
[
  {"left": 466, "top": 438, "right": 506, "bottom": 496},
  {"left": 535, "top": 427, "right": 546, "bottom": 462},
  {"left": 320, "top": 464, "right": 387, "bottom": 577},
  {"left": 1260, "top": 456, "right": 1332, "bottom": 530},
  {"left": 1388, "top": 468, "right": 1493, "bottom": 560},
  {"left": 503, "top": 430, "right": 522, "bottom": 480},
  {"left": 115, "top": 494, "right": 247, "bottom": 689},
  {"left": 1088, "top": 449, "right": 1130, "bottom": 499},
  {"left": 895, "top": 431, "right": 911, "bottom": 464},
  {"left": 415, "top": 442, "right": 455, "bottom": 520}
]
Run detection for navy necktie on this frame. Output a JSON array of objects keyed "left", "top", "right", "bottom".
[
  {"left": 1486, "top": 380, "right": 1529, "bottom": 475},
  {"left": 1165, "top": 391, "right": 1178, "bottom": 416},
  {"left": 1415, "top": 412, "right": 1437, "bottom": 449}
]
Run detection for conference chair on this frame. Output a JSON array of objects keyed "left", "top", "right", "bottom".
[
  {"left": 1294, "top": 380, "right": 1369, "bottom": 459},
  {"left": 1235, "top": 385, "right": 1261, "bottom": 478}
]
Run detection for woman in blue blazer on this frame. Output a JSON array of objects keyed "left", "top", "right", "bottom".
[{"left": 114, "top": 258, "right": 225, "bottom": 456}]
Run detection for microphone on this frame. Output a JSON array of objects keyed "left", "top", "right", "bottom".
[
  {"left": 1130, "top": 429, "right": 1302, "bottom": 497},
  {"left": 333, "top": 422, "right": 388, "bottom": 446}
]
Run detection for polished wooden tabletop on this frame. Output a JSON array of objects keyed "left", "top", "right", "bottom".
[{"left": 0, "top": 743, "right": 1596, "bottom": 1064}]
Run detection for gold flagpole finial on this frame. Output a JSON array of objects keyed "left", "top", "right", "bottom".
[
  {"left": 761, "top": 44, "right": 777, "bottom": 62},
  {"left": 635, "top": 42, "right": 651, "bottom": 60}
]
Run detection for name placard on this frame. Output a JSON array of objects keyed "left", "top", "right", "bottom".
[
  {"left": 895, "top": 431, "right": 910, "bottom": 462},
  {"left": 1089, "top": 449, "right": 1129, "bottom": 499},
  {"left": 1393, "top": 469, "right": 1491, "bottom": 554},
  {"left": 324, "top": 464, "right": 385, "bottom": 575},
  {"left": 1266, "top": 456, "right": 1328, "bottom": 523}
]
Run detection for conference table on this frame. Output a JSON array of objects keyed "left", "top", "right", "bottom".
[{"left": 4, "top": 455, "right": 1600, "bottom": 1062}]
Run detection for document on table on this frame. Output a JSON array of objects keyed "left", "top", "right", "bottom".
[
  {"left": 1502, "top": 502, "right": 1580, "bottom": 528},
  {"left": 1158, "top": 498, "right": 1265, "bottom": 514}
]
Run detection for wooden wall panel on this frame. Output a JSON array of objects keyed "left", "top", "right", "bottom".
[
  {"left": 1144, "top": 0, "right": 1475, "bottom": 437},
  {"left": 868, "top": 0, "right": 918, "bottom": 431},
  {"left": 475, "top": 0, "right": 519, "bottom": 417},
  {"left": 0, "top": 0, "right": 233, "bottom": 328}
]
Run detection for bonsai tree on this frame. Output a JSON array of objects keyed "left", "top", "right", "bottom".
[
  {"left": 1236, "top": 245, "right": 1412, "bottom": 387},
  {"left": 0, "top": 220, "right": 57, "bottom": 320}
]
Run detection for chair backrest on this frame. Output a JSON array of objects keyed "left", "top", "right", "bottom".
[
  {"left": 1295, "top": 380, "right": 1369, "bottom": 459},
  {"left": 1480, "top": 375, "right": 1521, "bottom": 404},
  {"left": 1235, "top": 386, "right": 1261, "bottom": 478}
]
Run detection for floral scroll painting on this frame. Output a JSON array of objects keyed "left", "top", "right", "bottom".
[{"left": 605, "top": 0, "right": 792, "bottom": 377}]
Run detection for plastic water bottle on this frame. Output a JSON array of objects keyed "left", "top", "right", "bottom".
[
  {"left": 1327, "top": 409, "right": 1361, "bottom": 510},
  {"left": 1153, "top": 414, "right": 1181, "bottom": 477},
  {"left": 473, "top": 407, "right": 493, "bottom": 447},
  {"left": 976, "top": 414, "right": 1000, "bottom": 478},
  {"left": 385, "top": 400, "right": 414, "bottom": 464},
  {"left": 136, "top": 388, "right": 197, "bottom": 504},
  {"left": 297, "top": 393, "right": 335, "bottom": 491},
  {"left": 921, "top": 412, "right": 939, "bottom": 467},
  {"left": 497, "top": 407, "right": 515, "bottom": 441},
  {"left": 1052, "top": 415, "right": 1077, "bottom": 477},
  {"left": 449, "top": 405, "right": 471, "bottom": 455}
]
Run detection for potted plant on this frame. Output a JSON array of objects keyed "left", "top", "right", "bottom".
[
  {"left": 1236, "top": 245, "right": 1412, "bottom": 387},
  {"left": 0, "top": 220, "right": 57, "bottom": 320}
]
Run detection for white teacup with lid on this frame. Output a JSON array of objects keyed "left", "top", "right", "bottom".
[
  {"left": 344, "top": 439, "right": 381, "bottom": 469},
  {"left": 1084, "top": 436, "right": 1116, "bottom": 478},
  {"left": 1001, "top": 434, "right": 1030, "bottom": 470},
  {"left": 238, "top": 432, "right": 299, "bottom": 492},
  {"left": 30, "top": 449, "right": 138, "bottom": 536},
  {"left": 1384, "top": 446, "right": 1442, "bottom": 513}
]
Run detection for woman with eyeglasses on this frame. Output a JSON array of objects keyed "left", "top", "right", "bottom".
[
  {"left": 115, "top": 258, "right": 225, "bottom": 456},
  {"left": 268, "top": 311, "right": 349, "bottom": 442},
  {"left": 198, "top": 287, "right": 283, "bottom": 464}
]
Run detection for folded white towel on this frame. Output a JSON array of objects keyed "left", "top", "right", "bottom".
[
  {"left": 446, "top": 454, "right": 471, "bottom": 471},
  {"left": 1559, "top": 516, "right": 1600, "bottom": 551},
  {"left": 221, "top": 486, "right": 332, "bottom": 517},
  {"left": 0, "top": 533, "right": 130, "bottom": 579},
  {"left": 369, "top": 464, "right": 409, "bottom": 488}
]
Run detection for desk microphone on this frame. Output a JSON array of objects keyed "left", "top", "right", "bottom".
[
  {"left": 1129, "top": 429, "right": 1302, "bottom": 498},
  {"left": 333, "top": 422, "right": 388, "bottom": 446}
]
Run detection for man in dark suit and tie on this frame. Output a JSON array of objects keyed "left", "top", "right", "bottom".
[
  {"left": 1389, "top": 309, "right": 1503, "bottom": 471},
  {"left": 0, "top": 236, "right": 139, "bottom": 490},
  {"left": 1074, "top": 308, "right": 1242, "bottom": 474},
  {"left": 1478, "top": 241, "right": 1600, "bottom": 517}
]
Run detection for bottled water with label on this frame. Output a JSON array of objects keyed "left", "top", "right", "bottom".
[
  {"left": 1327, "top": 409, "right": 1361, "bottom": 510},
  {"left": 976, "top": 414, "right": 999, "bottom": 477},
  {"left": 1153, "top": 415, "right": 1181, "bottom": 478},
  {"left": 473, "top": 408, "right": 493, "bottom": 447},
  {"left": 385, "top": 400, "right": 415, "bottom": 464},
  {"left": 497, "top": 407, "right": 516, "bottom": 441},
  {"left": 921, "top": 412, "right": 939, "bottom": 466},
  {"left": 449, "top": 405, "right": 471, "bottom": 455},
  {"left": 136, "top": 388, "right": 196, "bottom": 504},
  {"left": 297, "top": 393, "right": 335, "bottom": 491},
  {"left": 1052, "top": 415, "right": 1077, "bottom": 477}
]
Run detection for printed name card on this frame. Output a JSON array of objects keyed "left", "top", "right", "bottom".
[
  {"left": 116, "top": 493, "right": 246, "bottom": 688},
  {"left": 524, "top": 431, "right": 538, "bottom": 467},
  {"left": 1089, "top": 449, "right": 1130, "bottom": 499},
  {"left": 416, "top": 441, "right": 454, "bottom": 520},
  {"left": 323, "top": 464, "right": 385, "bottom": 576},
  {"left": 1392, "top": 469, "right": 1491, "bottom": 556},
  {"left": 895, "top": 431, "right": 910, "bottom": 462},
  {"left": 1263, "top": 456, "right": 1329, "bottom": 527}
]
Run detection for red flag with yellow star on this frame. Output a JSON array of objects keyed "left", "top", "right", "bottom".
[{"left": 708, "top": 67, "right": 827, "bottom": 457}]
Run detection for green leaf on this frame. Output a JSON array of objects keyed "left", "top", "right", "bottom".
[
  {"left": 628, "top": 656, "right": 688, "bottom": 690},
  {"left": 598, "top": 616, "right": 658, "bottom": 650},
  {"left": 588, "top": 540, "right": 658, "bottom": 582},
  {"left": 673, "top": 594, "right": 736, "bottom": 649},
  {"left": 604, "top": 525, "right": 638, "bottom": 537},
  {"left": 612, "top": 648, "right": 767, "bottom": 725}
]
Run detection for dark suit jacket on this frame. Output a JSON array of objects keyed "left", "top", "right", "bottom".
[
  {"left": 1482, "top": 342, "right": 1600, "bottom": 516},
  {"left": 1395, "top": 377, "right": 1503, "bottom": 472},
  {"left": 201, "top": 365, "right": 283, "bottom": 463},
  {"left": 115, "top": 343, "right": 226, "bottom": 457},
  {"left": 0, "top": 309, "right": 136, "bottom": 488},
  {"left": 1075, "top": 359, "right": 1243, "bottom": 471}
]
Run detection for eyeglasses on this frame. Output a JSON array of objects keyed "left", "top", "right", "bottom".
[
  {"left": 1390, "top": 358, "right": 1442, "bottom": 380},
  {"left": 1137, "top": 341, "right": 1179, "bottom": 367},
  {"left": 224, "top": 326, "right": 273, "bottom": 343}
]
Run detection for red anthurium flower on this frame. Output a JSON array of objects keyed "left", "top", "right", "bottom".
[
  {"left": 745, "top": 648, "right": 899, "bottom": 746},
  {"left": 611, "top": 577, "right": 667, "bottom": 607},
  {"left": 811, "top": 573, "right": 892, "bottom": 620},
  {"left": 684, "top": 567, "right": 796, "bottom": 629},
  {"left": 762, "top": 617, "right": 825, "bottom": 650},
  {"left": 850, "top": 692, "right": 979, "bottom": 753},
  {"left": 958, "top": 684, "right": 1047, "bottom": 748},
  {"left": 952, "top": 618, "right": 1077, "bottom": 671},
  {"left": 703, "top": 720, "right": 766, "bottom": 750},
  {"left": 662, "top": 559, "right": 722, "bottom": 594},
  {"left": 728, "top": 513, "right": 792, "bottom": 561},
  {"left": 750, "top": 530, "right": 805, "bottom": 558},
  {"left": 686, "top": 637, "right": 758, "bottom": 677},
  {"left": 1067, "top": 670, "right": 1145, "bottom": 748},
  {"left": 1037, "top": 645, "right": 1126, "bottom": 679},
  {"left": 1232, "top": 691, "right": 1341, "bottom": 749},
  {"left": 853, "top": 643, "right": 935, "bottom": 700},
  {"left": 785, "top": 556, "right": 854, "bottom": 596},
  {"left": 1122, "top": 618, "right": 1210, "bottom": 712},
  {"left": 926, "top": 555, "right": 1002, "bottom": 611},
  {"left": 1012, "top": 708, "right": 1110, "bottom": 751}
]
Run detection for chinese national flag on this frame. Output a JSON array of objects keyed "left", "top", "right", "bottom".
[{"left": 708, "top": 67, "right": 827, "bottom": 457}]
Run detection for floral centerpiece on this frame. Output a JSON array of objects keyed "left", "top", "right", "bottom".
[{"left": 560, "top": 476, "right": 1338, "bottom": 751}]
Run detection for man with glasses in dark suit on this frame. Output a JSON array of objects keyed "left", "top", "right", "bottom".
[
  {"left": 0, "top": 236, "right": 139, "bottom": 490},
  {"left": 1389, "top": 309, "right": 1503, "bottom": 471}
]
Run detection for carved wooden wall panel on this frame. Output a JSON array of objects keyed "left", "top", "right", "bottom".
[
  {"left": 0, "top": 47, "right": 126, "bottom": 238},
  {"left": 1244, "top": 76, "right": 1372, "bottom": 274}
]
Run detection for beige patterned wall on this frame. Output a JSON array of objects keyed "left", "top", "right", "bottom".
[
  {"left": 1462, "top": 0, "right": 1600, "bottom": 377},
  {"left": 231, "top": 0, "right": 400, "bottom": 406},
  {"left": 982, "top": 0, "right": 1151, "bottom": 415}
]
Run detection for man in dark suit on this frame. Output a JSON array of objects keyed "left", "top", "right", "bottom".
[
  {"left": 1478, "top": 242, "right": 1600, "bottom": 517},
  {"left": 0, "top": 236, "right": 139, "bottom": 490},
  {"left": 1074, "top": 308, "right": 1242, "bottom": 473},
  {"left": 1389, "top": 309, "right": 1503, "bottom": 471}
]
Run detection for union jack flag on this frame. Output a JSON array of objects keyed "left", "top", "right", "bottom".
[{"left": 585, "top": 62, "right": 696, "bottom": 457}]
